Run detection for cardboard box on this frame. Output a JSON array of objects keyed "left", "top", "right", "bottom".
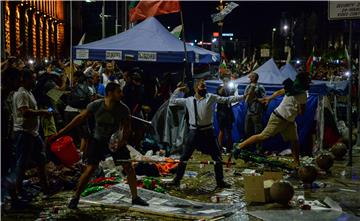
[{"left": 243, "top": 171, "right": 283, "bottom": 203}]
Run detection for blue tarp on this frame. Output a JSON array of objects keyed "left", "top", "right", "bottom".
[
  {"left": 73, "top": 17, "right": 220, "bottom": 64},
  {"left": 207, "top": 59, "right": 328, "bottom": 152},
  {"left": 213, "top": 97, "right": 318, "bottom": 152},
  {"left": 280, "top": 63, "right": 297, "bottom": 80}
]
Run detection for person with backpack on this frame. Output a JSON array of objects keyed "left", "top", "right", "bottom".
[{"left": 49, "top": 82, "right": 149, "bottom": 209}]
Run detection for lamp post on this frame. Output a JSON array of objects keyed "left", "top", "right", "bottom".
[
  {"left": 283, "top": 24, "right": 289, "bottom": 58},
  {"left": 115, "top": 0, "right": 118, "bottom": 34},
  {"left": 272, "top": 28, "right": 276, "bottom": 58},
  {"left": 102, "top": 0, "right": 105, "bottom": 38}
]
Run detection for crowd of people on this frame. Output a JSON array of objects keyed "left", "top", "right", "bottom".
[
  {"left": 0, "top": 55, "right": 344, "bottom": 210},
  {"left": 1, "top": 57, "right": 176, "bottom": 209}
]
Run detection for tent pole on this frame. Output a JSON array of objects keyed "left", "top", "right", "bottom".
[
  {"left": 320, "top": 96, "right": 325, "bottom": 151},
  {"left": 347, "top": 20, "right": 352, "bottom": 166},
  {"left": 334, "top": 95, "right": 337, "bottom": 122},
  {"left": 357, "top": 40, "right": 360, "bottom": 146},
  {"left": 70, "top": 0, "right": 73, "bottom": 87},
  {"left": 180, "top": 5, "right": 188, "bottom": 82}
]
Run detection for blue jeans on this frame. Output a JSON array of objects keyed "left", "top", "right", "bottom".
[{"left": 12, "top": 131, "right": 46, "bottom": 181}]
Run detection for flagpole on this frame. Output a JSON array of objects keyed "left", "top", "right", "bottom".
[
  {"left": 357, "top": 39, "right": 360, "bottom": 147},
  {"left": 70, "top": 0, "right": 73, "bottom": 87},
  {"left": 179, "top": 5, "right": 188, "bottom": 82},
  {"left": 218, "top": 0, "right": 224, "bottom": 64},
  {"left": 347, "top": 20, "right": 353, "bottom": 166},
  {"left": 201, "top": 21, "right": 204, "bottom": 48}
]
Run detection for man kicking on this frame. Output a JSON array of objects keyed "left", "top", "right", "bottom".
[
  {"left": 50, "top": 82, "right": 148, "bottom": 209},
  {"left": 169, "top": 79, "right": 243, "bottom": 188},
  {"left": 234, "top": 72, "right": 311, "bottom": 167}
]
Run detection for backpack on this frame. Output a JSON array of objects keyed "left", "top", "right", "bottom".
[{"left": 67, "top": 83, "right": 92, "bottom": 109}]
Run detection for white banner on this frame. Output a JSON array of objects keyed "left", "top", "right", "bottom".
[
  {"left": 260, "top": 49, "right": 270, "bottom": 58},
  {"left": 76, "top": 49, "right": 89, "bottom": 59},
  {"left": 211, "top": 2, "right": 239, "bottom": 23},
  {"left": 138, "top": 52, "right": 157, "bottom": 62},
  {"left": 195, "top": 53, "right": 200, "bottom": 63},
  {"left": 328, "top": 1, "right": 360, "bottom": 20},
  {"left": 106, "top": 51, "right": 122, "bottom": 60}
]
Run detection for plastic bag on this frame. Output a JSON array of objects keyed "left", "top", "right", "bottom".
[{"left": 109, "top": 129, "right": 124, "bottom": 152}]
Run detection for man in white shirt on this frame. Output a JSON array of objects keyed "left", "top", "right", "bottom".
[
  {"left": 102, "top": 62, "right": 119, "bottom": 87},
  {"left": 9, "top": 69, "right": 52, "bottom": 207},
  {"left": 169, "top": 79, "right": 243, "bottom": 188},
  {"left": 234, "top": 72, "right": 311, "bottom": 166}
]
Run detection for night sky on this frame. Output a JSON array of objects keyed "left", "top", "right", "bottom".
[{"left": 82, "top": 1, "right": 328, "bottom": 45}]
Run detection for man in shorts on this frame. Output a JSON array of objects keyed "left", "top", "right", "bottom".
[
  {"left": 50, "top": 82, "right": 148, "bottom": 209},
  {"left": 234, "top": 72, "right": 311, "bottom": 166}
]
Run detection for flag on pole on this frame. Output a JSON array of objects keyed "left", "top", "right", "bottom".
[
  {"left": 221, "top": 46, "right": 227, "bottom": 61},
  {"left": 219, "top": 60, "right": 227, "bottom": 75},
  {"left": 129, "top": 1, "right": 180, "bottom": 23},
  {"left": 78, "top": 33, "right": 86, "bottom": 45},
  {"left": 241, "top": 57, "right": 248, "bottom": 65},
  {"left": 286, "top": 49, "right": 291, "bottom": 64},
  {"left": 306, "top": 46, "right": 315, "bottom": 78},
  {"left": 344, "top": 46, "right": 350, "bottom": 63},
  {"left": 252, "top": 52, "right": 256, "bottom": 63},
  {"left": 252, "top": 62, "right": 259, "bottom": 70},
  {"left": 170, "top": 25, "right": 182, "bottom": 38},
  {"left": 211, "top": 2, "right": 239, "bottom": 23}
]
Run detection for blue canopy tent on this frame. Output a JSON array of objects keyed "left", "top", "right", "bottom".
[
  {"left": 280, "top": 63, "right": 297, "bottom": 80},
  {"left": 73, "top": 17, "right": 220, "bottom": 64},
  {"left": 206, "top": 59, "right": 330, "bottom": 152}
]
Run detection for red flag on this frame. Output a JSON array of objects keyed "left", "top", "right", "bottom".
[
  {"left": 129, "top": 1, "right": 181, "bottom": 23},
  {"left": 306, "top": 47, "right": 315, "bottom": 78}
]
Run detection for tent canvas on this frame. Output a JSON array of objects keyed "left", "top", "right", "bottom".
[
  {"left": 280, "top": 63, "right": 297, "bottom": 80},
  {"left": 73, "top": 17, "right": 219, "bottom": 64},
  {"left": 205, "top": 59, "right": 330, "bottom": 152},
  {"left": 233, "top": 58, "right": 289, "bottom": 84}
]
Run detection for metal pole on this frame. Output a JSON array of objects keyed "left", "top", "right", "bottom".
[
  {"left": 180, "top": 8, "right": 188, "bottom": 82},
  {"left": 124, "top": 0, "right": 127, "bottom": 31},
  {"left": 347, "top": 20, "right": 352, "bottom": 166},
  {"left": 114, "top": 159, "right": 236, "bottom": 165},
  {"left": 272, "top": 31, "right": 275, "bottom": 58},
  {"left": 70, "top": 0, "right": 73, "bottom": 86},
  {"left": 115, "top": 0, "right": 118, "bottom": 34},
  {"left": 357, "top": 40, "right": 360, "bottom": 146},
  {"left": 102, "top": 0, "right": 105, "bottom": 39},
  {"left": 218, "top": 0, "right": 224, "bottom": 64},
  {"left": 201, "top": 21, "right": 204, "bottom": 48}
]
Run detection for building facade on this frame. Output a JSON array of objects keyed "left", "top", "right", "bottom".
[{"left": 2, "top": 0, "right": 65, "bottom": 60}]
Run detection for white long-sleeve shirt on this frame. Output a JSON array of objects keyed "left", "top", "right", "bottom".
[{"left": 170, "top": 89, "right": 243, "bottom": 130}]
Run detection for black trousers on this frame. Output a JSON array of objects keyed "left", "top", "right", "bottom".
[{"left": 174, "top": 129, "right": 224, "bottom": 184}]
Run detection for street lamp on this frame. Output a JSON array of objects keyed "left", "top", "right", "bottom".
[
  {"left": 283, "top": 25, "right": 289, "bottom": 57},
  {"left": 271, "top": 28, "right": 276, "bottom": 58}
]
